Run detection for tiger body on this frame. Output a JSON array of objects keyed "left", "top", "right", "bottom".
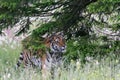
[{"left": 16, "top": 32, "right": 66, "bottom": 73}]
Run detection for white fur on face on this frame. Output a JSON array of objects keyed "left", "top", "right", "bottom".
[{"left": 50, "top": 42, "right": 66, "bottom": 53}]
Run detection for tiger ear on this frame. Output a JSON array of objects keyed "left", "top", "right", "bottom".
[
  {"left": 56, "top": 31, "right": 64, "bottom": 36},
  {"left": 41, "top": 33, "right": 49, "bottom": 38}
]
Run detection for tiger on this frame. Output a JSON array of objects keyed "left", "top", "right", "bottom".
[{"left": 16, "top": 32, "right": 66, "bottom": 78}]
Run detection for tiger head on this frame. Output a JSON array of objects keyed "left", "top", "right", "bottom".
[{"left": 43, "top": 32, "right": 66, "bottom": 53}]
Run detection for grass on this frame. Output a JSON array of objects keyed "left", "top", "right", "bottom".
[{"left": 0, "top": 42, "right": 120, "bottom": 80}]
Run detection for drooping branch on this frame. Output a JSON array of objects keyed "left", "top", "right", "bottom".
[{"left": 0, "top": 0, "right": 98, "bottom": 35}]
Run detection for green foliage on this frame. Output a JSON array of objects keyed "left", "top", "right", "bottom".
[
  {"left": 0, "top": 0, "right": 98, "bottom": 34},
  {"left": 65, "top": 36, "right": 120, "bottom": 63},
  {"left": 0, "top": 0, "right": 19, "bottom": 9},
  {"left": 32, "top": 21, "right": 58, "bottom": 37},
  {"left": 0, "top": 0, "right": 119, "bottom": 35},
  {"left": 0, "top": 0, "right": 120, "bottom": 64},
  {"left": 22, "top": 35, "right": 46, "bottom": 51},
  {"left": 87, "top": 0, "right": 120, "bottom": 13}
]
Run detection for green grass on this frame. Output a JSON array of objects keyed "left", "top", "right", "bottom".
[{"left": 0, "top": 42, "right": 120, "bottom": 80}]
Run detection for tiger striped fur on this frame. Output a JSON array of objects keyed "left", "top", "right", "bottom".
[{"left": 16, "top": 32, "right": 66, "bottom": 74}]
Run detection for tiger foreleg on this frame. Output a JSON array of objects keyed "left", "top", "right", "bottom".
[{"left": 41, "top": 54, "right": 48, "bottom": 80}]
